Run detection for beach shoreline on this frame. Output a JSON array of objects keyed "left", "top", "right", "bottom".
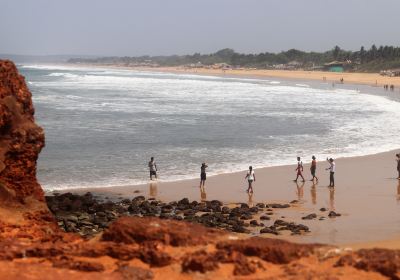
[{"left": 65, "top": 63, "right": 400, "bottom": 88}]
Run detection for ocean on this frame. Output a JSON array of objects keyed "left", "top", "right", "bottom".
[{"left": 19, "top": 64, "right": 400, "bottom": 191}]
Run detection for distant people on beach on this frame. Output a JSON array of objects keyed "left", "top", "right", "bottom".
[
  {"left": 340, "top": 78, "right": 344, "bottom": 83},
  {"left": 326, "top": 157, "right": 335, "bottom": 187},
  {"left": 245, "top": 166, "right": 255, "bottom": 193},
  {"left": 384, "top": 84, "right": 392, "bottom": 90},
  {"left": 200, "top": 162, "right": 208, "bottom": 188},
  {"left": 294, "top": 157, "right": 305, "bottom": 182},
  {"left": 396, "top": 153, "right": 400, "bottom": 180},
  {"left": 310, "top": 156, "right": 318, "bottom": 183},
  {"left": 148, "top": 157, "right": 157, "bottom": 180}
]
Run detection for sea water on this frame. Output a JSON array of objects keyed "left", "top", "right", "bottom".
[{"left": 19, "top": 64, "right": 400, "bottom": 191}]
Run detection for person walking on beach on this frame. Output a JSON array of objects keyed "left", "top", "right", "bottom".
[
  {"left": 148, "top": 157, "right": 157, "bottom": 180},
  {"left": 245, "top": 166, "right": 255, "bottom": 193},
  {"left": 200, "top": 162, "right": 208, "bottom": 188},
  {"left": 396, "top": 153, "right": 400, "bottom": 180},
  {"left": 310, "top": 156, "right": 318, "bottom": 183},
  {"left": 294, "top": 157, "right": 305, "bottom": 182},
  {"left": 326, "top": 157, "right": 335, "bottom": 187}
]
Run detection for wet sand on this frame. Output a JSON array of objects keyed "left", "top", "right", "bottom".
[{"left": 67, "top": 149, "right": 400, "bottom": 247}]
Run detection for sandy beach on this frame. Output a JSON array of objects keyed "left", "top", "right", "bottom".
[
  {"left": 129, "top": 66, "right": 400, "bottom": 88},
  {"left": 67, "top": 149, "right": 400, "bottom": 248},
  {"left": 64, "top": 62, "right": 400, "bottom": 88}
]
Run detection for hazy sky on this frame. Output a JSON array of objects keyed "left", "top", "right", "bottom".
[{"left": 1, "top": 0, "right": 400, "bottom": 56}]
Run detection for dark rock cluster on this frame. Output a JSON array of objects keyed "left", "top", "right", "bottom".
[{"left": 46, "top": 192, "right": 314, "bottom": 237}]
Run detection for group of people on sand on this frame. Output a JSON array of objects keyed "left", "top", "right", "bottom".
[
  {"left": 148, "top": 153, "right": 400, "bottom": 194},
  {"left": 148, "top": 157, "right": 210, "bottom": 188},
  {"left": 383, "top": 84, "right": 395, "bottom": 91},
  {"left": 149, "top": 155, "right": 335, "bottom": 194},
  {"left": 293, "top": 156, "right": 335, "bottom": 186},
  {"left": 244, "top": 156, "right": 336, "bottom": 193}
]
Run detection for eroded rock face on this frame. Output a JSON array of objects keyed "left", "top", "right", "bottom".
[
  {"left": 0, "top": 60, "right": 45, "bottom": 203},
  {"left": 102, "top": 216, "right": 224, "bottom": 246},
  {"left": 0, "top": 60, "right": 58, "bottom": 244},
  {"left": 336, "top": 249, "right": 400, "bottom": 279}
]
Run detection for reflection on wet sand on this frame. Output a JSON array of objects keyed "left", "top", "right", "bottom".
[
  {"left": 296, "top": 181, "right": 304, "bottom": 201},
  {"left": 149, "top": 182, "right": 157, "bottom": 198},
  {"left": 200, "top": 186, "right": 207, "bottom": 202},
  {"left": 247, "top": 191, "right": 254, "bottom": 207},
  {"left": 329, "top": 187, "right": 335, "bottom": 211},
  {"left": 310, "top": 183, "right": 317, "bottom": 204},
  {"left": 397, "top": 180, "right": 400, "bottom": 202}
]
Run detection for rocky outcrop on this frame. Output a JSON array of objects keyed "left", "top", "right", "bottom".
[
  {"left": 0, "top": 60, "right": 45, "bottom": 203},
  {"left": 1, "top": 59, "right": 400, "bottom": 279},
  {"left": 0, "top": 60, "right": 59, "bottom": 245}
]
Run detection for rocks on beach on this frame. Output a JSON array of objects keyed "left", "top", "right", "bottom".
[
  {"left": 328, "top": 211, "right": 342, "bottom": 218},
  {"left": 46, "top": 192, "right": 314, "bottom": 238},
  {"left": 302, "top": 213, "right": 317, "bottom": 220}
]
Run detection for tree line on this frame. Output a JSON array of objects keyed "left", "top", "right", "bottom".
[{"left": 68, "top": 45, "right": 400, "bottom": 72}]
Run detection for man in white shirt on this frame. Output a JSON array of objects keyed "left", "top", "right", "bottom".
[
  {"left": 326, "top": 158, "right": 335, "bottom": 187},
  {"left": 148, "top": 157, "right": 157, "bottom": 180}
]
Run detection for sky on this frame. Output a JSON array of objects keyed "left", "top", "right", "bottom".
[{"left": 1, "top": 0, "right": 400, "bottom": 56}]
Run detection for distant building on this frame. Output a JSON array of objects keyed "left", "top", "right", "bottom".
[
  {"left": 212, "top": 63, "right": 232, "bottom": 70},
  {"left": 323, "top": 61, "right": 352, "bottom": 72},
  {"left": 185, "top": 61, "right": 204, "bottom": 69},
  {"left": 380, "top": 69, "right": 400, "bottom": 77},
  {"left": 272, "top": 61, "right": 303, "bottom": 70},
  {"left": 287, "top": 60, "right": 302, "bottom": 69}
]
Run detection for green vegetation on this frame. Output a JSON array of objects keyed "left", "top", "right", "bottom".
[{"left": 68, "top": 45, "right": 400, "bottom": 72}]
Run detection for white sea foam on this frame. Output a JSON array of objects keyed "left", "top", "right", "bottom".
[{"left": 47, "top": 72, "right": 80, "bottom": 79}]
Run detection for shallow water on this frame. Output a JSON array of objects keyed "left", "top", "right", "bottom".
[{"left": 19, "top": 64, "right": 400, "bottom": 191}]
